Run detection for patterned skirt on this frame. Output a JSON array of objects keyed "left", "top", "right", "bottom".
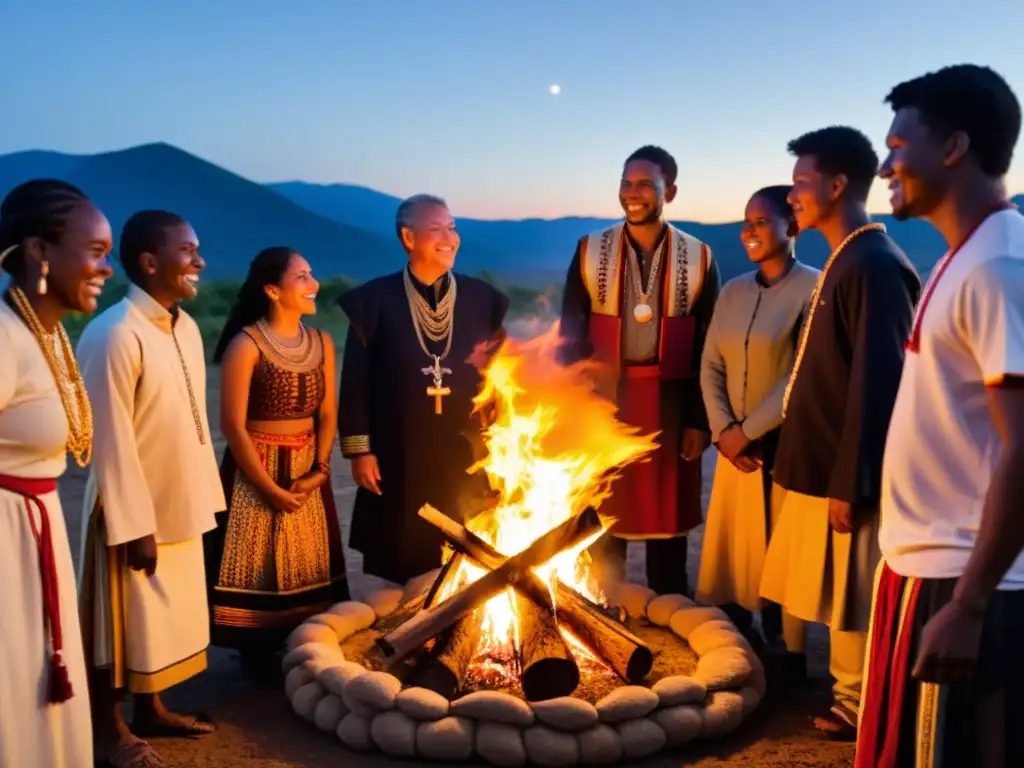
[{"left": 204, "top": 430, "right": 349, "bottom": 652}]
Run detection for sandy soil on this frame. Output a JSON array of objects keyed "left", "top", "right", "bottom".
[{"left": 58, "top": 385, "right": 854, "bottom": 767}]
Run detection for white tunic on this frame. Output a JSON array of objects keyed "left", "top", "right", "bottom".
[
  {"left": 76, "top": 284, "right": 224, "bottom": 546},
  {"left": 76, "top": 285, "right": 225, "bottom": 688},
  {"left": 0, "top": 299, "right": 93, "bottom": 767}
]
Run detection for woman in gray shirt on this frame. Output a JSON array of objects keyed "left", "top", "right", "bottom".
[{"left": 696, "top": 186, "right": 818, "bottom": 672}]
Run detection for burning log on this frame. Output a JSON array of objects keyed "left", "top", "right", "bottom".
[
  {"left": 407, "top": 554, "right": 485, "bottom": 699},
  {"left": 516, "top": 592, "right": 580, "bottom": 701},
  {"left": 377, "top": 507, "right": 603, "bottom": 662},
  {"left": 418, "top": 504, "right": 654, "bottom": 684}
]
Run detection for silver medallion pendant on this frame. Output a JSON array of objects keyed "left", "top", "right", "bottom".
[{"left": 633, "top": 303, "right": 654, "bottom": 324}]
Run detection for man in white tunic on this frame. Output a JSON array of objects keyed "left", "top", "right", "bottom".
[{"left": 77, "top": 210, "right": 225, "bottom": 765}]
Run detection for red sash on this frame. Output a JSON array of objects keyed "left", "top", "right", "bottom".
[{"left": 0, "top": 474, "right": 74, "bottom": 703}]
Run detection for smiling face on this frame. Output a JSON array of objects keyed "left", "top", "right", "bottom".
[
  {"left": 265, "top": 253, "right": 319, "bottom": 316},
  {"left": 29, "top": 201, "right": 114, "bottom": 314},
  {"left": 879, "top": 107, "right": 951, "bottom": 222},
  {"left": 787, "top": 155, "right": 838, "bottom": 233},
  {"left": 143, "top": 221, "right": 205, "bottom": 302},
  {"left": 402, "top": 203, "right": 459, "bottom": 273},
  {"left": 619, "top": 159, "right": 676, "bottom": 225},
  {"left": 740, "top": 194, "right": 792, "bottom": 264}
]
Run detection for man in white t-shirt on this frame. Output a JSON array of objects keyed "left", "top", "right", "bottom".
[{"left": 856, "top": 64, "right": 1024, "bottom": 768}]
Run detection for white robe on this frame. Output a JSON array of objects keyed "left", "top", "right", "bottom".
[
  {"left": 0, "top": 300, "right": 92, "bottom": 767},
  {"left": 76, "top": 285, "right": 225, "bottom": 692}
]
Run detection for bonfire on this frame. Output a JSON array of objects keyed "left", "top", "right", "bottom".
[{"left": 375, "top": 323, "right": 661, "bottom": 701}]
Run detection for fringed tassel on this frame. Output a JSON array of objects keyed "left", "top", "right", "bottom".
[
  {"left": 48, "top": 650, "right": 74, "bottom": 704},
  {"left": 24, "top": 493, "right": 75, "bottom": 704}
]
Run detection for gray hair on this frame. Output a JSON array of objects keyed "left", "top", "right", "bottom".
[{"left": 395, "top": 193, "right": 448, "bottom": 241}]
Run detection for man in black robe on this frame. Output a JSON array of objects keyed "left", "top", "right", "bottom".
[
  {"left": 337, "top": 194, "right": 509, "bottom": 585},
  {"left": 758, "top": 127, "right": 922, "bottom": 740}
]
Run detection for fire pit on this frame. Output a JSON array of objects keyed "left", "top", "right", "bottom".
[
  {"left": 281, "top": 327, "right": 765, "bottom": 763},
  {"left": 283, "top": 575, "right": 764, "bottom": 764}
]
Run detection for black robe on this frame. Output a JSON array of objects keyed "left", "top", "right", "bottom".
[
  {"left": 773, "top": 228, "right": 922, "bottom": 506},
  {"left": 337, "top": 270, "right": 510, "bottom": 584}
]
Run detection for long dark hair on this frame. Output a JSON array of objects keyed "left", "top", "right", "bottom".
[{"left": 213, "top": 246, "right": 296, "bottom": 363}]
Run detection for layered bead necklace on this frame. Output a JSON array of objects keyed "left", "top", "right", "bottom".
[
  {"left": 255, "top": 318, "right": 317, "bottom": 368},
  {"left": 403, "top": 267, "right": 457, "bottom": 414},
  {"left": 6, "top": 285, "right": 94, "bottom": 467}
]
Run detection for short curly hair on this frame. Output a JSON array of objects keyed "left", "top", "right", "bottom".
[
  {"left": 118, "top": 209, "right": 188, "bottom": 285},
  {"left": 884, "top": 63, "right": 1021, "bottom": 178},
  {"left": 624, "top": 145, "right": 678, "bottom": 186},
  {"left": 787, "top": 126, "right": 879, "bottom": 201}
]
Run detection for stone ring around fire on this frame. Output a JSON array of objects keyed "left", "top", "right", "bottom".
[{"left": 281, "top": 572, "right": 765, "bottom": 765}]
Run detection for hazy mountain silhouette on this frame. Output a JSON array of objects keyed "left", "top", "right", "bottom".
[
  {"left": 0, "top": 145, "right": 407, "bottom": 280},
  {"left": 2, "top": 144, "right": 1021, "bottom": 285}
]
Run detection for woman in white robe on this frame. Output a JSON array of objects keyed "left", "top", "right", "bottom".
[{"left": 0, "top": 180, "right": 114, "bottom": 768}]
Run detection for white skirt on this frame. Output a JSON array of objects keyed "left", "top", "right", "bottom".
[
  {"left": 0, "top": 486, "right": 93, "bottom": 768},
  {"left": 81, "top": 483, "right": 210, "bottom": 694},
  {"left": 696, "top": 455, "right": 773, "bottom": 610}
]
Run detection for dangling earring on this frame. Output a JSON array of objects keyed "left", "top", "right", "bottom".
[{"left": 37, "top": 261, "right": 49, "bottom": 296}]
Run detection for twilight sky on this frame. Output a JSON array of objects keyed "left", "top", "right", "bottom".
[{"left": 2, "top": 0, "right": 1022, "bottom": 222}]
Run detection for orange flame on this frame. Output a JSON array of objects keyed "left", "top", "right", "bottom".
[{"left": 439, "top": 321, "right": 659, "bottom": 679}]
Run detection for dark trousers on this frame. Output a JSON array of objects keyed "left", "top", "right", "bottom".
[
  {"left": 721, "top": 601, "right": 783, "bottom": 640},
  {"left": 857, "top": 565, "right": 1024, "bottom": 768},
  {"left": 594, "top": 534, "right": 691, "bottom": 596}
]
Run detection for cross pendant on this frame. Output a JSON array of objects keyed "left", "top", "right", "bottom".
[{"left": 422, "top": 356, "right": 453, "bottom": 415}]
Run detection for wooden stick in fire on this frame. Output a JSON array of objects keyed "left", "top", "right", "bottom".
[
  {"left": 376, "top": 507, "right": 603, "bottom": 662},
  {"left": 417, "top": 504, "right": 654, "bottom": 684},
  {"left": 414, "top": 547, "right": 581, "bottom": 701},
  {"left": 407, "top": 553, "right": 485, "bottom": 699},
  {"left": 515, "top": 592, "right": 580, "bottom": 700},
  {"left": 376, "top": 547, "right": 460, "bottom": 630}
]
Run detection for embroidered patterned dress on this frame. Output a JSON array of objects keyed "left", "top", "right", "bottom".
[{"left": 204, "top": 325, "right": 349, "bottom": 652}]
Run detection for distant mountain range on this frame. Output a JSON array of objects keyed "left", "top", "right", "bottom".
[{"left": 2, "top": 142, "right": 1021, "bottom": 286}]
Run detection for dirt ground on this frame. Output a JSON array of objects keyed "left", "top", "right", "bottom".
[{"left": 59, "top": 387, "right": 854, "bottom": 767}]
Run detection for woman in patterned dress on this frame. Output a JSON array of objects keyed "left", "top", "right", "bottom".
[{"left": 205, "top": 247, "right": 349, "bottom": 673}]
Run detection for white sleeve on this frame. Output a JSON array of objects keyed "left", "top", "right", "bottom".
[
  {"left": 958, "top": 256, "right": 1024, "bottom": 385},
  {"left": 77, "top": 322, "right": 158, "bottom": 545},
  {"left": 0, "top": 320, "right": 16, "bottom": 410}
]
